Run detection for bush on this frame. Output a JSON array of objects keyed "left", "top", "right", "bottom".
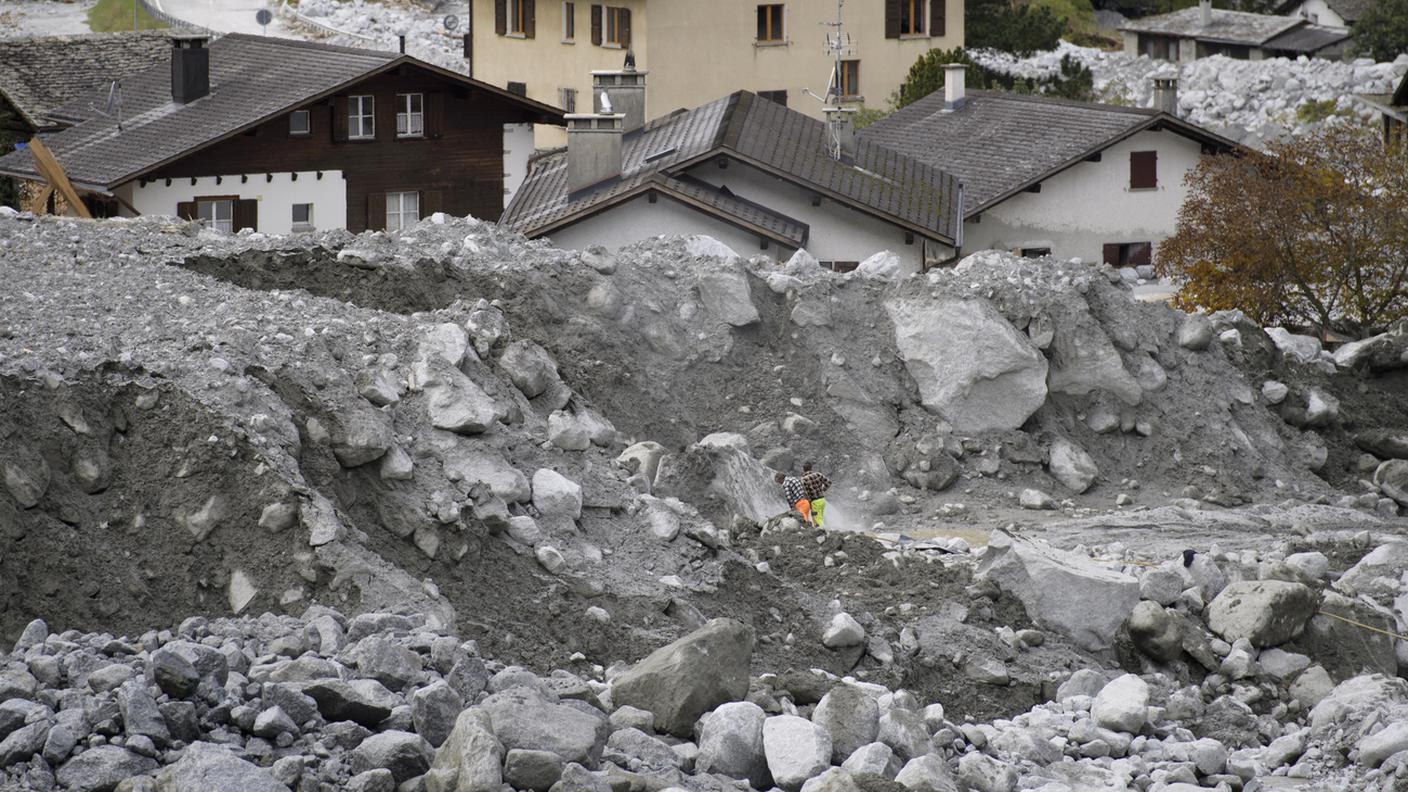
[
  {"left": 966, "top": 0, "right": 1065, "bottom": 54},
  {"left": 1351, "top": 0, "right": 1408, "bottom": 61},
  {"left": 852, "top": 107, "right": 893, "bottom": 130},
  {"left": 1294, "top": 99, "right": 1339, "bottom": 125},
  {"left": 896, "top": 48, "right": 1097, "bottom": 109}
]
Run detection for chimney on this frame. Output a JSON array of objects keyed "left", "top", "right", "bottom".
[
  {"left": 943, "top": 63, "right": 967, "bottom": 110},
  {"left": 1152, "top": 75, "right": 1179, "bottom": 115},
  {"left": 591, "top": 51, "right": 648, "bottom": 132},
  {"left": 1199, "top": 0, "right": 1212, "bottom": 26},
  {"left": 170, "top": 33, "right": 210, "bottom": 105},
  {"left": 823, "top": 107, "right": 857, "bottom": 161},
  {"left": 566, "top": 111, "right": 625, "bottom": 193}
]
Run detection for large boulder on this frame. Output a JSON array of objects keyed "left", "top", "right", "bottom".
[
  {"left": 1092, "top": 674, "right": 1150, "bottom": 733},
  {"left": 1355, "top": 429, "right": 1408, "bottom": 460},
  {"left": 611, "top": 618, "right": 754, "bottom": 737},
  {"left": 762, "top": 715, "right": 832, "bottom": 792},
  {"left": 424, "top": 367, "right": 501, "bottom": 435},
  {"left": 443, "top": 448, "right": 532, "bottom": 504},
  {"left": 893, "top": 754, "right": 958, "bottom": 792},
  {"left": 885, "top": 297, "right": 1048, "bottom": 433},
  {"left": 55, "top": 745, "right": 159, "bottom": 792},
  {"left": 300, "top": 679, "right": 401, "bottom": 727},
  {"left": 1373, "top": 460, "right": 1408, "bottom": 507},
  {"left": 696, "top": 701, "right": 771, "bottom": 788},
  {"left": 1206, "top": 581, "right": 1319, "bottom": 648},
  {"left": 425, "top": 708, "right": 503, "bottom": 792},
  {"left": 975, "top": 531, "right": 1138, "bottom": 651},
  {"left": 1335, "top": 542, "right": 1408, "bottom": 599},
  {"left": 1266, "top": 327, "right": 1322, "bottom": 364},
  {"left": 812, "top": 685, "right": 880, "bottom": 764},
  {"left": 532, "top": 469, "right": 583, "bottom": 520},
  {"left": 1046, "top": 316, "right": 1142, "bottom": 406},
  {"left": 1048, "top": 436, "right": 1098, "bottom": 494},
  {"left": 351, "top": 731, "right": 434, "bottom": 783},
  {"left": 500, "top": 341, "right": 561, "bottom": 399},
  {"left": 1127, "top": 601, "right": 1183, "bottom": 663},
  {"left": 697, "top": 266, "right": 760, "bottom": 327},
  {"left": 154, "top": 742, "right": 290, "bottom": 792},
  {"left": 481, "top": 687, "right": 608, "bottom": 766}
]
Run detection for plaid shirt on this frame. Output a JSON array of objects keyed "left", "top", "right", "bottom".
[
  {"left": 800, "top": 471, "right": 831, "bottom": 500},
  {"left": 781, "top": 476, "right": 806, "bottom": 505}
]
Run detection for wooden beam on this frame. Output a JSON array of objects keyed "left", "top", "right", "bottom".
[{"left": 28, "top": 138, "right": 92, "bottom": 219}]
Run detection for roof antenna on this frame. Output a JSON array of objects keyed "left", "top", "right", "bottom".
[
  {"left": 89, "top": 80, "right": 124, "bottom": 131},
  {"left": 801, "top": 0, "right": 854, "bottom": 161}
]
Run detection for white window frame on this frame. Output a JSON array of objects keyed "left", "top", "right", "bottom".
[
  {"left": 197, "top": 199, "right": 233, "bottom": 233},
  {"left": 349, "top": 95, "right": 375, "bottom": 140},
  {"left": 396, "top": 93, "right": 424, "bottom": 138},
  {"left": 562, "top": 1, "right": 576, "bottom": 41},
  {"left": 292, "top": 203, "right": 314, "bottom": 230},
  {"left": 756, "top": 3, "right": 786, "bottom": 44},
  {"left": 386, "top": 191, "right": 420, "bottom": 231},
  {"left": 289, "top": 109, "right": 311, "bottom": 135}
]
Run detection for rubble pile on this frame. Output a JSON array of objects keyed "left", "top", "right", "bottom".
[
  {"left": 286, "top": 0, "right": 469, "bottom": 75},
  {"left": 971, "top": 42, "right": 1408, "bottom": 144},
  {"left": 0, "top": 210, "right": 1406, "bottom": 791}
]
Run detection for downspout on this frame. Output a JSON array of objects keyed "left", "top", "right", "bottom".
[{"left": 955, "top": 183, "right": 964, "bottom": 254}]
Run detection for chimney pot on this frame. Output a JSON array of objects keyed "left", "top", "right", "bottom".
[
  {"left": 566, "top": 112, "right": 625, "bottom": 193},
  {"left": 943, "top": 63, "right": 967, "bottom": 110},
  {"left": 592, "top": 52, "right": 648, "bottom": 132},
  {"left": 1152, "top": 75, "right": 1179, "bottom": 115},
  {"left": 1199, "top": 0, "right": 1212, "bottom": 26},
  {"left": 170, "top": 33, "right": 210, "bottom": 105}
]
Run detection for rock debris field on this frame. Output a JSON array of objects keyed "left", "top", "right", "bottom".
[{"left": 1, "top": 209, "right": 1407, "bottom": 792}]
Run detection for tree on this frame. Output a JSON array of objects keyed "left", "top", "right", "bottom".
[
  {"left": 896, "top": 48, "right": 1096, "bottom": 109},
  {"left": 1351, "top": 0, "right": 1408, "bottom": 62},
  {"left": 966, "top": 0, "right": 1064, "bottom": 54},
  {"left": 1156, "top": 126, "right": 1408, "bottom": 337}
]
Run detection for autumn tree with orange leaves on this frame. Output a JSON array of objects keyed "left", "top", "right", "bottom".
[{"left": 1156, "top": 126, "right": 1408, "bottom": 338}]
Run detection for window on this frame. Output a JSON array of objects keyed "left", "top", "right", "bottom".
[
  {"left": 510, "top": 0, "right": 532, "bottom": 34},
  {"left": 507, "top": 81, "right": 527, "bottom": 96},
  {"left": 396, "top": 93, "right": 424, "bottom": 137},
  {"left": 1138, "top": 34, "right": 1176, "bottom": 60},
  {"left": 1130, "top": 150, "right": 1158, "bottom": 189},
  {"left": 605, "top": 6, "right": 628, "bottom": 46},
  {"left": 1102, "top": 242, "right": 1152, "bottom": 268},
  {"left": 899, "top": 0, "right": 925, "bottom": 35},
  {"left": 820, "top": 261, "right": 859, "bottom": 273},
  {"left": 836, "top": 60, "right": 860, "bottom": 98},
  {"left": 758, "top": 89, "right": 788, "bottom": 107},
  {"left": 1020, "top": 247, "right": 1051, "bottom": 257},
  {"left": 292, "top": 203, "right": 313, "bottom": 230},
  {"left": 757, "top": 4, "right": 784, "bottom": 42},
  {"left": 563, "top": 1, "right": 575, "bottom": 39},
  {"left": 386, "top": 192, "right": 420, "bottom": 231},
  {"left": 197, "top": 199, "right": 233, "bottom": 232},
  {"left": 349, "top": 95, "right": 374, "bottom": 139},
  {"left": 289, "top": 109, "right": 310, "bottom": 136},
  {"left": 559, "top": 87, "right": 578, "bottom": 112}
]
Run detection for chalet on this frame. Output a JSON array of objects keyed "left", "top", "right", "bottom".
[
  {"left": 500, "top": 64, "right": 962, "bottom": 272},
  {"left": 1357, "top": 68, "right": 1408, "bottom": 148},
  {"left": 0, "top": 32, "right": 172, "bottom": 137},
  {"left": 1277, "top": 0, "right": 1375, "bottom": 29},
  {"left": 1120, "top": 0, "right": 1349, "bottom": 62},
  {"left": 0, "top": 33, "right": 564, "bottom": 232},
  {"left": 858, "top": 67, "right": 1240, "bottom": 267}
]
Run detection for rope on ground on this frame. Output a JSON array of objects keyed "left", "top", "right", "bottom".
[{"left": 1315, "top": 610, "right": 1408, "bottom": 642}]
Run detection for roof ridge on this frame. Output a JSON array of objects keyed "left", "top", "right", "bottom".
[{"left": 218, "top": 32, "right": 400, "bottom": 59}]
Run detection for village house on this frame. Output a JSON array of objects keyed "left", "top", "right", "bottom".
[
  {"left": 1276, "top": 0, "right": 1374, "bottom": 30},
  {"left": 500, "top": 63, "right": 961, "bottom": 271},
  {"left": 1357, "top": 68, "right": 1408, "bottom": 148},
  {"left": 858, "top": 67, "right": 1239, "bottom": 268},
  {"left": 467, "top": 0, "right": 962, "bottom": 144},
  {"left": 0, "top": 33, "right": 563, "bottom": 232},
  {"left": 1119, "top": 0, "right": 1348, "bottom": 62}
]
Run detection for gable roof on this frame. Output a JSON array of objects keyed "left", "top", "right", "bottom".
[
  {"left": 0, "top": 32, "right": 173, "bottom": 131},
  {"left": 502, "top": 91, "right": 962, "bottom": 245},
  {"left": 1356, "top": 69, "right": 1408, "bottom": 121},
  {"left": 1261, "top": 23, "right": 1350, "bottom": 53},
  {"left": 1119, "top": 6, "right": 1303, "bottom": 45},
  {"left": 857, "top": 89, "right": 1239, "bottom": 216},
  {"left": 0, "top": 33, "right": 565, "bottom": 191}
]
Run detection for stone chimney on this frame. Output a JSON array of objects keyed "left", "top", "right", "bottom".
[
  {"left": 566, "top": 110, "right": 625, "bottom": 193},
  {"left": 592, "top": 51, "right": 648, "bottom": 132},
  {"left": 1199, "top": 0, "right": 1212, "bottom": 26},
  {"left": 824, "top": 107, "right": 857, "bottom": 161},
  {"left": 170, "top": 33, "right": 210, "bottom": 105},
  {"left": 943, "top": 64, "right": 967, "bottom": 111},
  {"left": 1152, "top": 75, "right": 1179, "bottom": 115}
]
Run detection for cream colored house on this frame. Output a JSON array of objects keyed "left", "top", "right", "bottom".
[{"left": 470, "top": 0, "right": 962, "bottom": 143}]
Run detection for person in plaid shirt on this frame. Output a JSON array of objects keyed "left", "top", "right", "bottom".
[
  {"left": 774, "top": 471, "right": 812, "bottom": 527},
  {"left": 800, "top": 462, "right": 831, "bottom": 528}
]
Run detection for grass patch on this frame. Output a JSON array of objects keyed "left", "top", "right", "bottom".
[{"left": 87, "top": 0, "right": 167, "bottom": 32}]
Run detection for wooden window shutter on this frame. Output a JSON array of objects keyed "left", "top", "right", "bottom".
[
  {"left": 426, "top": 92, "right": 445, "bottom": 139},
  {"left": 234, "top": 199, "right": 258, "bottom": 232},
  {"left": 885, "top": 0, "right": 902, "bottom": 38},
  {"left": 526, "top": 0, "right": 536, "bottom": 37},
  {"left": 422, "top": 190, "right": 444, "bottom": 217},
  {"left": 367, "top": 193, "right": 387, "bottom": 230},
  {"left": 1130, "top": 242, "right": 1152, "bottom": 268},
  {"left": 1130, "top": 151, "right": 1158, "bottom": 189},
  {"left": 333, "top": 96, "right": 349, "bottom": 142},
  {"left": 591, "top": 4, "right": 602, "bottom": 44},
  {"left": 930, "top": 0, "right": 945, "bottom": 37},
  {"left": 1102, "top": 243, "right": 1120, "bottom": 266},
  {"left": 621, "top": 8, "right": 631, "bottom": 47},
  {"left": 176, "top": 200, "right": 197, "bottom": 221},
  {"left": 495, "top": 0, "right": 507, "bottom": 34}
]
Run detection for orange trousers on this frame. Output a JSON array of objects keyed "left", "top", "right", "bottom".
[{"left": 794, "top": 499, "right": 812, "bottom": 525}]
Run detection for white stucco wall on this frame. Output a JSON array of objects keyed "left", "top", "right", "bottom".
[
  {"left": 1284, "top": 0, "right": 1347, "bottom": 27},
  {"left": 545, "top": 193, "right": 785, "bottom": 259},
  {"left": 961, "top": 129, "right": 1207, "bottom": 264},
  {"left": 115, "top": 171, "right": 347, "bottom": 235},
  {"left": 503, "top": 123, "right": 535, "bottom": 209}
]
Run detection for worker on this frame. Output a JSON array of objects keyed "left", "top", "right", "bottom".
[
  {"left": 800, "top": 462, "right": 831, "bottom": 528},
  {"left": 775, "top": 471, "right": 812, "bottom": 527}
]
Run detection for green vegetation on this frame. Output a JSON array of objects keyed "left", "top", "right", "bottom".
[
  {"left": 966, "top": 0, "right": 1065, "bottom": 55},
  {"left": 1294, "top": 99, "right": 1340, "bottom": 125},
  {"left": 86, "top": 0, "right": 167, "bottom": 33},
  {"left": 1351, "top": 0, "right": 1408, "bottom": 61},
  {"left": 852, "top": 106, "right": 893, "bottom": 131},
  {"left": 896, "top": 47, "right": 1098, "bottom": 109}
]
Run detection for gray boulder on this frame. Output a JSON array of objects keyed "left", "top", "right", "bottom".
[
  {"left": 1359, "top": 721, "right": 1408, "bottom": 768},
  {"left": 1092, "top": 674, "right": 1149, "bottom": 734},
  {"left": 1048, "top": 436, "right": 1098, "bottom": 493},
  {"left": 500, "top": 340, "right": 561, "bottom": 399},
  {"left": 424, "top": 366, "right": 500, "bottom": 434},
  {"left": 356, "top": 637, "right": 424, "bottom": 692},
  {"left": 698, "top": 266, "right": 761, "bottom": 327},
  {"left": 411, "top": 680, "right": 463, "bottom": 748},
  {"left": 0, "top": 719, "right": 49, "bottom": 767},
  {"left": 762, "top": 715, "right": 832, "bottom": 792},
  {"left": 504, "top": 749, "right": 565, "bottom": 792},
  {"left": 346, "top": 769, "right": 395, "bottom": 792},
  {"left": 154, "top": 742, "right": 289, "bottom": 792},
  {"left": 877, "top": 709, "right": 929, "bottom": 763},
  {"left": 956, "top": 752, "right": 1016, "bottom": 792},
  {"left": 696, "top": 701, "right": 770, "bottom": 788},
  {"left": 481, "top": 687, "right": 609, "bottom": 766},
  {"left": 1206, "top": 581, "right": 1318, "bottom": 647},
  {"left": 1335, "top": 542, "right": 1408, "bottom": 598},
  {"left": 800, "top": 767, "right": 864, "bottom": 792},
  {"left": 1128, "top": 601, "right": 1183, "bottom": 663},
  {"left": 351, "top": 730, "right": 433, "bottom": 783},
  {"left": 1177, "top": 315, "right": 1214, "bottom": 350},
  {"left": 118, "top": 681, "right": 170, "bottom": 746},
  {"left": 425, "top": 708, "right": 503, "bottom": 792},
  {"left": 300, "top": 679, "right": 401, "bottom": 727},
  {"left": 532, "top": 469, "right": 583, "bottom": 520},
  {"left": 56, "top": 745, "right": 158, "bottom": 792},
  {"left": 603, "top": 727, "right": 682, "bottom": 771},
  {"left": 1356, "top": 429, "right": 1408, "bottom": 460},
  {"left": 547, "top": 763, "right": 612, "bottom": 792},
  {"left": 840, "top": 742, "right": 900, "bottom": 779},
  {"left": 611, "top": 618, "right": 754, "bottom": 737},
  {"left": 150, "top": 650, "right": 200, "bottom": 699},
  {"left": 893, "top": 754, "right": 958, "bottom": 792},
  {"left": 812, "top": 685, "right": 879, "bottom": 764}
]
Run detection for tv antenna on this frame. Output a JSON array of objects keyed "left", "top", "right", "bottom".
[
  {"left": 89, "top": 80, "right": 124, "bottom": 131},
  {"left": 801, "top": 0, "right": 855, "bottom": 161}
]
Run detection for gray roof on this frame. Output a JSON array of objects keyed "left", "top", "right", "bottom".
[
  {"left": 0, "top": 32, "right": 173, "bottom": 130},
  {"left": 0, "top": 33, "right": 565, "bottom": 189},
  {"left": 502, "top": 91, "right": 961, "bottom": 245},
  {"left": 858, "top": 89, "right": 1238, "bottom": 215},
  {"left": 1262, "top": 24, "right": 1350, "bottom": 52},
  {"left": 1119, "top": 7, "right": 1303, "bottom": 45}
]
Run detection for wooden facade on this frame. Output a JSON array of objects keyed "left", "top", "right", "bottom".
[{"left": 144, "top": 65, "right": 538, "bottom": 232}]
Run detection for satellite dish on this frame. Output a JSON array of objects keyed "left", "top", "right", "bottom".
[
  {"left": 255, "top": 8, "right": 273, "bottom": 28},
  {"left": 443, "top": 13, "right": 459, "bottom": 31}
]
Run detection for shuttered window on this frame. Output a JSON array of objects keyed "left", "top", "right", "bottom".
[
  {"left": 757, "top": 4, "right": 784, "bottom": 42},
  {"left": 899, "top": 0, "right": 924, "bottom": 34},
  {"left": 387, "top": 191, "right": 420, "bottom": 231},
  {"left": 348, "top": 95, "right": 375, "bottom": 140},
  {"left": 563, "top": 1, "right": 576, "bottom": 40},
  {"left": 604, "top": 6, "right": 630, "bottom": 46},
  {"left": 884, "top": 0, "right": 902, "bottom": 38},
  {"left": 197, "top": 198, "right": 233, "bottom": 232},
  {"left": 836, "top": 60, "right": 860, "bottom": 98},
  {"left": 931, "top": 0, "right": 945, "bottom": 36},
  {"left": 396, "top": 93, "right": 424, "bottom": 137},
  {"left": 509, "top": 0, "right": 535, "bottom": 35},
  {"left": 1130, "top": 150, "right": 1158, "bottom": 189},
  {"left": 758, "top": 90, "right": 788, "bottom": 106},
  {"left": 1102, "top": 242, "right": 1152, "bottom": 267},
  {"left": 591, "top": 4, "right": 602, "bottom": 44}
]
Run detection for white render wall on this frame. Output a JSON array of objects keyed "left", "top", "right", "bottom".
[
  {"left": 115, "top": 171, "right": 347, "bottom": 235},
  {"left": 503, "top": 123, "right": 535, "bottom": 209},
  {"left": 1284, "top": 0, "right": 1348, "bottom": 27},
  {"left": 961, "top": 129, "right": 1207, "bottom": 265},
  {"left": 545, "top": 193, "right": 785, "bottom": 259}
]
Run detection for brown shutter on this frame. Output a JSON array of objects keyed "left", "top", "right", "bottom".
[
  {"left": 1130, "top": 242, "right": 1152, "bottom": 268},
  {"left": 422, "top": 190, "right": 444, "bottom": 217},
  {"left": 176, "top": 200, "right": 197, "bottom": 221},
  {"left": 367, "top": 193, "right": 387, "bottom": 230},
  {"left": 426, "top": 92, "right": 445, "bottom": 139},
  {"left": 885, "top": 0, "right": 902, "bottom": 38},
  {"left": 333, "top": 96, "right": 349, "bottom": 142},
  {"left": 591, "top": 4, "right": 602, "bottom": 44},
  {"left": 1130, "top": 151, "right": 1158, "bottom": 189},
  {"left": 526, "top": 0, "right": 536, "bottom": 37},
  {"left": 234, "top": 199, "right": 258, "bottom": 232},
  {"left": 621, "top": 8, "right": 631, "bottom": 47},
  {"left": 1102, "top": 243, "right": 1120, "bottom": 266},
  {"left": 930, "top": 0, "right": 945, "bottom": 37},
  {"left": 495, "top": 0, "right": 507, "bottom": 34}
]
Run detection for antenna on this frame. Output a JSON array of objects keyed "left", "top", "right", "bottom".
[
  {"left": 89, "top": 80, "right": 124, "bottom": 131},
  {"left": 803, "top": 0, "right": 854, "bottom": 161}
]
